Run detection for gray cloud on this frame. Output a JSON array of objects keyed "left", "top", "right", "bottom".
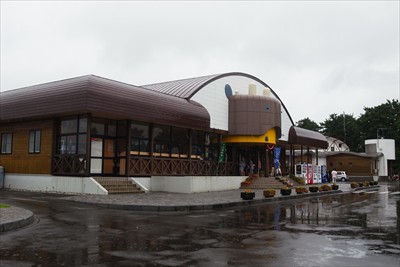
[{"left": 1, "top": 1, "right": 398, "bottom": 123}]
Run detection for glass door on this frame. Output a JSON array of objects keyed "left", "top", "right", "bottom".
[{"left": 90, "top": 137, "right": 103, "bottom": 174}]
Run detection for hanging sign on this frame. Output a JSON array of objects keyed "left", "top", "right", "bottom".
[{"left": 218, "top": 143, "right": 226, "bottom": 163}]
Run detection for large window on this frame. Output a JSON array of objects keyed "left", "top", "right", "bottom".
[
  {"left": 58, "top": 116, "right": 87, "bottom": 154},
  {"left": 191, "top": 130, "right": 205, "bottom": 159},
  {"left": 171, "top": 127, "right": 189, "bottom": 158},
  {"left": 153, "top": 124, "right": 170, "bottom": 157},
  {"left": 191, "top": 131, "right": 219, "bottom": 160},
  {"left": 1, "top": 133, "right": 12, "bottom": 154},
  {"left": 29, "top": 130, "right": 41, "bottom": 154},
  {"left": 130, "top": 122, "right": 150, "bottom": 156}
]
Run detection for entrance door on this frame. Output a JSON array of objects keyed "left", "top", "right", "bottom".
[
  {"left": 90, "top": 137, "right": 103, "bottom": 174},
  {"left": 103, "top": 138, "right": 116, "bottom": 175},
  {"left": 90, "top": 138, "right": 117, "bottom": 175}
]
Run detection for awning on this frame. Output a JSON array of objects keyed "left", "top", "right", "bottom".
[{"left": 288, "top": 126, "right": 328, "bottom": 149}]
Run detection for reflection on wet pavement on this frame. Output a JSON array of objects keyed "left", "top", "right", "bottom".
[{"left": 0, "top": 183, "right": 399, "bottom": 266}]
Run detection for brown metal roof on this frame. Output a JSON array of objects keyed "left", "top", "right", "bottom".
[
  {"left": 288, "top": 126, "right": 328, "bottom": 149},
  {"left": 141, "top": 72, "right": 295, "bottom": 125},
  {"left": 142, "top": 74, "right": 220, "bottom": 99},
  {"left": 0, "top": 75, "right": 210, "bottom": 130}
]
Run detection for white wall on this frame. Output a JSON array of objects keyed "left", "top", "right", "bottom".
[
  {"left": 191, "top": 75, "right": 293, "bottom": 141},
  {"left": 3, "top": 174, "right": 245, "bottom": 194},
  {"left": 149, "top": 176, "right": 245, "bottom": 193},
  {"left": 365, "top": 139, "right": 396, "bottom": 176},
  {"left": 4, "top": 174, "right": 108, "bottom": 195}
]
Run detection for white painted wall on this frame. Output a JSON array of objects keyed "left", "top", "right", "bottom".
[
  {"left": 149, "top": 176, "right": 245, "bottom": 193},
  {"left": 365, "top": 139, "right": 396, "bottom": 176},
  {"left": 191, "top": 75, "right": 293, "bottom": 141},
  {"left": 4, "top": 174, "right": 108, "bottom": 195}
]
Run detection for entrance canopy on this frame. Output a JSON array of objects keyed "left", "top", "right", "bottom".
[{"left": 288, "top": 126, "right": 328, "bottom": 149}]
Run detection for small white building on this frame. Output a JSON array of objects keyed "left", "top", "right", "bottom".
[{"left": 365, "top": 139, "right": 396, "bottom": 177}]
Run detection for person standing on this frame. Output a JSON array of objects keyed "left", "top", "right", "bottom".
[{"left": 331, "top": 169, "right": 338, "bottom": 183}]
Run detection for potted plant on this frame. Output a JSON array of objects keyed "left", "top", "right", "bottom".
[
  {"left": 351, "top": 182, "right": 359, "bottom": 188},
  {"left": 241, "top": 189, "right": 255, "bottom": 200},
  {"left": 331, "top": 183, "right": 339, "bottom": 190},
  {"left": 280, "top": 187, "right": 292, "bottom": 196},
  {"left": 364, "top": 181, "right": 370, "bottom": 187},
  {"left": 263, "top": 189, "right": 276, "bottom": 198},
  {"left": 295, "top": 186, "right": 308, "bottom": 194},
  {"left": 320, "top": 184, "right": 331, "bottom": 191},
  {"left": 309, "top": 185, "right": 319, "bottom": 192}
]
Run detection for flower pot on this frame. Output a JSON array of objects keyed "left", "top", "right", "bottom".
[
  {"left": 263, "top": 189, "right": 276, "bottom": 198},
  {"left": 320, "top": 184, "right": 331, "bottom": 191},
  {"left": 331, "top": 184, "right": 339, "bottom": 190},
  {"left": 241, "top": 192, "right": 255, "bottom": 200},
  {"left": 295, "top": 187, "right": 308, "bottom": 194},
  {"left": 309, "top": 186, "right": 319, "bottom": 193},
  {"left": 280, "top": 188, "right": 292, "bottom": 196},
  {"left": 351, "top": 182, "right": 359, "bottom": 188}
]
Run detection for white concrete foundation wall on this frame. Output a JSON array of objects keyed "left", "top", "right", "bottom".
[
  {"left": 4, "top": 174, "right": 108, "bottom": 195},
  {"left": 150, "top": 176, "right": 245, "bottom": 193}
]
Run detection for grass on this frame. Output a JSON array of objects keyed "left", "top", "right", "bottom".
[{"left": 0, "top": 203, "right": 10, "bottom": 208}]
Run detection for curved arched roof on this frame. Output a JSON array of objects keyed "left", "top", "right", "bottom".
[
  {"left": 1, "top": 75, "right": 210, "bottom": 130},
  {"left": 142, "top": 72, "right": 295, "bottom": 125}
]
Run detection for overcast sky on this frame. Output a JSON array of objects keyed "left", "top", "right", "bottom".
[{"left": 1, "top": 1, "right": 399, "bottom": 124}]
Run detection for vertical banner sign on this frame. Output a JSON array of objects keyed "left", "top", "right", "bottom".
[
  {"left": 274, "top": 147, "right": 281, "bottom": 169},
  {"left": 218, "top": 143, "right": 226, "bottom": 163}
]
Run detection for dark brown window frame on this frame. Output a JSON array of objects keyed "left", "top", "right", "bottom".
[
  {"left": 1, "top": 132, "right": 13, "bottom": 154},
  {"left": 28, "top": 129, "right": 41, "bottom": 154}
]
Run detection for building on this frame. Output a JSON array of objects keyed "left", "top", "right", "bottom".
[{"left": 0, "top": 72, "right": 328, "bottom": 194}]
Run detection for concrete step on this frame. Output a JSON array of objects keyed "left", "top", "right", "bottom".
[{"left": 94, "top": 177, "right": 143, "bottom": 194}]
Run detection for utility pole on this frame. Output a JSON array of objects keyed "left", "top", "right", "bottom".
[{"left": 343, "top": 112, "right": 346, "bottom": 143}]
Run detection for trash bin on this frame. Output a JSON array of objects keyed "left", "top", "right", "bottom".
[{"left": 0, "top": 166, "right": 4, "bottom": 188}]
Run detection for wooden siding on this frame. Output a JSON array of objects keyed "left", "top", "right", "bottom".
[
  {"left": 326, "top": 154, "right": 375, "bottom": 176},
  {"left": 0, "top": 120, "right": 53, "bottom": 174}
]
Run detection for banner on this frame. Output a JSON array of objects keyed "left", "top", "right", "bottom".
[
  {"left": 218, "top": 143, "right": 226, "bottom": 163},
  {"left": 274, "top": 146, "right": 281, "bottom": 169}
]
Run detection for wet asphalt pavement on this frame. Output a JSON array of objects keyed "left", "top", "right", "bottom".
[{"left": 0, "top": 183, "right": 399, "bottom": 267}]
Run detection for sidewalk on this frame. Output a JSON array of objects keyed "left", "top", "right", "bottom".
[
  {"left": 61, "top": 182, "right": 354, "bottom": 211},
  {"left": 1, "top": 183, "right": 355, "bottom": 232}
]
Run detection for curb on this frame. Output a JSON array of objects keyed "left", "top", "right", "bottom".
[
  {"left": 71, "top": 189, "right": 346, "bottom": 212},
  {"left": 0, "top": 206, "right": 34, "bottom": 232}
]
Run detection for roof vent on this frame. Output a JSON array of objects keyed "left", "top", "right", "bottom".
[
  {"left": 263, "top": 87, "right": 271, "bottom": 96},
  {"left": 248, "top": 84, "right": 256, "bottom": 95}
]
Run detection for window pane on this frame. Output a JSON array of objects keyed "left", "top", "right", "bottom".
[
  {"left": 108, "top": 124, "right": 116, "bottom": 137},
  {"left": 29, "top": 131, "right": 35, "bottom": 153},
  {"left": 192, "top": 130, "right": 205, "bottom": 145},
  {"left": 171, "top": 127, "right": 188, "bottom": 142},
  {"left": 131, "top": 123, "right": 149, "bottom": 138},
  {"left": 61, "top": 119, "right": 77, "bottom": 134},
  {"left": 140, "top": 140, "right": 149, "bottom": 153},
  {"left": 79, "top": 117, "right": 87, "bottom": 132},
  {"left": 66, "top": 135, "right": 77, "bottom": 154},
  {"left": 34, "top": 130, "right": 41, "bottom": 153},
  {"left": 91, "top": 122, "right": 105, "bottom": 135},
  {"left": 153, "top": 125, "right": 170, "bottom": 141},
  {"left": 131, "top": 139, "right": 140, "bottom": 152},
  {"left": 117, "top": 120, "right": 127, "bottom": 137},
  {"left": 117, "top": 138, "right": 127, "bottom": 156},
  {"left": 58, "top": 136, "right": 67, "bottom": 154},
  {"left": 1, "top": 133, "right": 12, "bottom": 153},
  {"left": 78, "top": 134, "right": 87, "bottom": 154}
]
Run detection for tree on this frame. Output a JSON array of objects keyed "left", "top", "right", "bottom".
[
  {"left": 320, "top": 113, "right": 362, "bottom": 152},
  {"left": 296, "top": 117, "right": 321, "bottom": 132},
  {"left": 358, "top": 99, "right": 400, "bottom": 173}
]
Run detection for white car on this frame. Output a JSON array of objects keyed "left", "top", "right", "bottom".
[{"left": 336, "top": 171, "right": 348, "bottom": 181}]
